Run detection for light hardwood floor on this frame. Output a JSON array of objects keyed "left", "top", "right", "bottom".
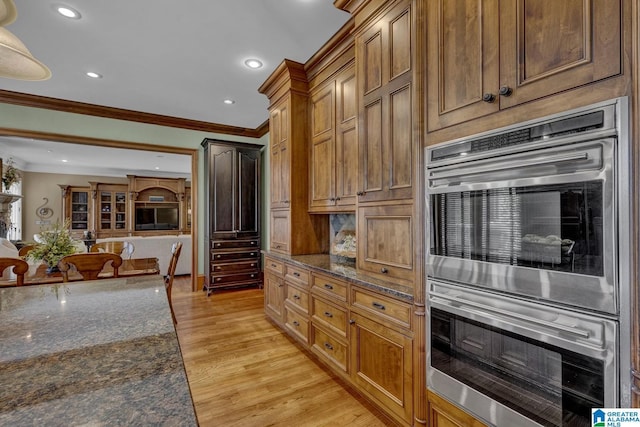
[{"left": 172, "top": 276, "right": 397, "bottom": 427}]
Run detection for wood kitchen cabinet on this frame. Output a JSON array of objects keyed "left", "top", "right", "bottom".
[
  {"left": 426, "top": 0, "right": 624, "bottom": 132},
  {"left": 201, "top": 139, "right": 262, "bottom": 294},
  {"left": 350, "top": 286, "right": 413, "bottom": 426},
  {"left": 356, "top": 0, "right": 415, "bottom": 203},
  {"left": 259, "top": 60, "right": 329, "bottom": 255},
  {"left": 427, "top": 390, "right": 488, "bottom": 427},
  {"left": 309, "top": 61, "right": 358, "bottom": 212}
]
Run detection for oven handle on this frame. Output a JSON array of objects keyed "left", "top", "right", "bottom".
[
  {"left": 428, "top": 152, "right": 589, "bottom": 180},
  {"left": 431, "top": 293, "right": 591, "bottom": 339}
]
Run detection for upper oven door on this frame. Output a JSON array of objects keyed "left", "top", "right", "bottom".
[{"left": 426, "top": 138, "right": 618, "bottom": 314}]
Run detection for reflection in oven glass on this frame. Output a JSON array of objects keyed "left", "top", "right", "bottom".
[
  {"left": 430, "top": 181, "right": 603, "bottom": 277},
  {"left": 431, "top": 308, "right": 604, "bottom": 427}
]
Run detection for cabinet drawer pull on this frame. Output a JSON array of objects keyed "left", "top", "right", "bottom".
[
  {"left": 293, "top": 294, "right": 300, "bottom": 300},
  {"left": 251, "top": 241, "right": 256, "bottom": 245},
  {"left": 324, "top": 342, "right": 333, "bottom": 351},
  {"left": 271, "top": 263, "right": 277, "bottom": 268},
  {"left": 251, "top": 263, "right": 256, "bottom": 267},
  {"left": 215, "top": 243, "right": 221, "bottom": 247},
  {"left": 323, "top": 311, "right": 333, "bottom": 318},
  {"left": 292, "top": 320, "right": 300, "bottom": 327},
  {"left": 216, "top": 255, "right": 222, "bottom": 259},
  {"left": 380, "top": 267, "right": 388, "bottom": 274},
  {"left": 372, "top": 302, "right": 386, "bottom": 310},
  {"left": 250, "top": 274, "right": 255, "bottom": 278},
  {"left": 324, "top": 283, "right": 334, "bottom": 290},
  {"left": 250, "top": 253, "right": 256, "bottom": 256},
  {"left": 293, "top": 272, "right": 300, "bottom": 277}
]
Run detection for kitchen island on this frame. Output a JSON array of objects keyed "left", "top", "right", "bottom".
[{"left": 0, "top": 275, "right": 197, "bottom": 426}]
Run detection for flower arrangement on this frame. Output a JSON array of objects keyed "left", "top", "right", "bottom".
[
  {"left": 2, "top": 157, "right": 20, "bottom": 191},
  {"left": 28, "top": 220, "right": 81, "bottom": 270}
]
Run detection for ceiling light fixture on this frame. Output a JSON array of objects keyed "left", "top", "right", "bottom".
[
  {"left": 223, "top": 99, "right": 235, "bottom": 105},
  {"left": 86, "top": 71, "right": 102, "bottom": 79},
  {"left": 0, "top": 0, "right": 52, "bottom": 81},
  {"left": 244, "top": 59, "right": 263, "bottom": 69},
  {"left": 55, "top": 5, "right": 81, "bottom": 19}
]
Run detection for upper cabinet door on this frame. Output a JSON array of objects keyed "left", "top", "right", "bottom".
[
  {"left": 357, "top": 0, "right": 414, "bottom": 203},
  {"left": 499, "top": 0, "right": 622, "bottom": 109},
  {"left": 427, "top": 0, "right": 623, "bottom": 132},
  {"left": 237, "top": 148, "right": 261, "bottom": 236},
  {"left": 270, "top": 98, "right": 291, "bottom": 209},
  {"left": 426, "top": 0, "right": 500, "bottom": 132},
  {"left": 309, "top": 82, "right": 336, "bottom": 210},
  {"left": 335, "top": 63, "right": 358, "bottom": 208}
]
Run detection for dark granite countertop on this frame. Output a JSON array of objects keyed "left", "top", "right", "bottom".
[
  {"left": 0, "top": 275, "right": 198, "bottom": 426},
  {"left": 262, "top": 252, "right": 414, "bottom": 302}
]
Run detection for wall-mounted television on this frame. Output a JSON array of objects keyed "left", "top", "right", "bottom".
[{"left": 135, "top": 206, "right": 179, "bottom": 230}]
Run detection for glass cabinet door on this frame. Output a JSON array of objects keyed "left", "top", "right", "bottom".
[
  {"left": 115, "top": 192, "right": 126, "bottom": 229},
  {"left": 71, "top": 190, "right": 89, "bottom": 231},
  {"left": 100, "top": 191, "right": 112, "bottom": 230}
]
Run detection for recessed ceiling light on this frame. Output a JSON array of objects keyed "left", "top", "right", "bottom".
[
  {"left": 223, "top": 99, "right": 235, "bottom": 105},
  {"left": 154, "top": 166, "right": 160, "bottom": 170},
  {"left": 244, "top": 59, "right": 263, "bottom": 69},
  {"left": 86, "top": 71, "right": 102, "bottom": 79},
  {"left": 55, "top": 5, "right": 81, "bottom": 19},
  {"left": 61, "top": 159, "right": 68, "bottom": 163}
]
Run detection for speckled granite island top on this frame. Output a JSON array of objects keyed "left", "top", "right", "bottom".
[
  {"left": 0, "top": 275, "right": 198, "bottom": 427},
  {"left": 262, "top": 252, "right": 414, "bottom": 302}
]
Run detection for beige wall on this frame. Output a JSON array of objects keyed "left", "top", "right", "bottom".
[{"left": 22, "top": 171, "right": 128, "bottom": 241}]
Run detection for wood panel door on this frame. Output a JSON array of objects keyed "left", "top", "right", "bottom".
[
  {"left": 309, "top": 82, "right": 336, "bottom": 210},
  {"left": 427, "top": 390, "right": 488, "bottom": 427},
  {"left": 350, "top": 311, "right": 413, "bottom": 426},
  {"left": 335, "top": 63, "right": 358, "bottom": 208},
  {"left": 269, "top": 209, "right": 290, "bottom": 254},
  {"left": 357, "top": 203, "right": 414, "bottom": 286},
  {"left": 270, "top": 97, "right": 291, "bottom": 209},
  {"left": 426, "top": 0, "right": 500, "bottom": 131},
  {"left": 357, "top": 0, "right": 414, "bottom": 203},
  {"left": 264, "top": 271, "right": 285, "bottom": 325},
  {"left": 499, "top": 0, "right": 622, "bottom": 108}
]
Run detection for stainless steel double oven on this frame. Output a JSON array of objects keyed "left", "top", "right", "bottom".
[{"left": 425, "top": 98, "right": 631, "bottom": 427}]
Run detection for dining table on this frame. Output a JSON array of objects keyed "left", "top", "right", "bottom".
[
  {"left": 0, "top": 275, "right": 198, "bottom": 426},
  {"left": 0, "top": 257, "right": 161, "bottom": 287}
]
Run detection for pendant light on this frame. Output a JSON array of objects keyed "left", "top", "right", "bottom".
[{"left": 0, "top": 0, "right": 51, "bottom": 81}]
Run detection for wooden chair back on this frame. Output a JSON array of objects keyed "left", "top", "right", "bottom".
[
  {"left": 90, "top": 241, "right": 135, "bottom": 259},
  {"left": 165, "top": 242, "right": 183, "bottom": 324},
  {"left": 59, "top": 252, "right": 123, "bottom": 282},
  {"left": 0, "top": 257, "right": 29, "bottom": 286},
  {"left": 18, "top": 244, "right": 35, "bottom": 258}
]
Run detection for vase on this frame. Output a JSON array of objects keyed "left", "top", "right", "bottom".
[{"left": 46, "top": 264, "right": 61, "bottom": 274}]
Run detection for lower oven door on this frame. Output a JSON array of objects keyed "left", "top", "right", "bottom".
[{"left": 427, "top": 279, "right": 618, "bottom": 427}]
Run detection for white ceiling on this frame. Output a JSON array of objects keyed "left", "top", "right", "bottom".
[{"left": 0, "top": 0, "right": 350, "bottom": 177}]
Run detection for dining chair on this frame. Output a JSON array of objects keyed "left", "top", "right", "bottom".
[
  {"left": 0, "top": 257, "right": 29, "bottom": 286},
  {"left": 18, "top": 244, "right": 35, "bottom": 258},
  {"left": 59, "top": 252, "right": 123, "bottom": 282},
  {"left": 90, "top": 241, "right": 135, "bottom": 259},
  {"left": 165, "top": 241, "right": 183, "bottom": 324}
]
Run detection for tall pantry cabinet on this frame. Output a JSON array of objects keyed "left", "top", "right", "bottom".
[{"left": 201, "top": 139, "right": 263, "bottom": 295}]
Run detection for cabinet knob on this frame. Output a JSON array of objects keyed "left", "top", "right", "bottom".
[
  {"left": 380, "top": 267, "right": 388, "bottom": 274},
  {"left": 336, "top": 197, "right": 341, "bottom": 201},
  {"left": 284, "top": 200, "right": 290, "bottom": 204},
  {"left": 329, "top": 197, "right": 336, "bottom": 202},
  {"left": 499, "top": 86, "right": 513, "bottom": 96},
  {"left": 482, "top": 93, "right": 496, "bottom": 103},
  {"left": 349, "top": 319, "right": 356, "bottom": 325},
  {"left": 356, "top": 191, "right": 365, "bottom": 196}
]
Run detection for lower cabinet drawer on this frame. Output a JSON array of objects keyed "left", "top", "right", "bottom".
[
  {"left": 211, "top": 260, "right": 260, "bottom": 274},
  {"left": 285, "top": 306, "right": 309, "bottom": 344},
  {"left": 264, "top": 257, "right": 284, "bottom": 275},
  {"left": 311, "top": 325, "right": 348, "bottom": 373},
  {"left": 286, "top": 284, "right": 309, "bottom": 313},
  {"left": 210, "top": 271, "right": 261, "bottom": 285},
  {"left": 351, "top": 288, "right": 412, "bottom": 330},
  {"left": 211, "top": 239, "right": 260, "bottom": 249},
  {"left": 212, "top": 250, "right": 260, "bottom": 262},
  {"left": 311, "top": 297, "right": 347, "bottom": 338}
]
